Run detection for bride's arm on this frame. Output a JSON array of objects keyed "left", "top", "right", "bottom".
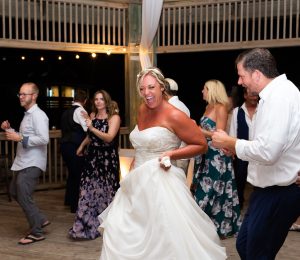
[{"left": 160, "top": 109, "right": 208, "bottom": 161}]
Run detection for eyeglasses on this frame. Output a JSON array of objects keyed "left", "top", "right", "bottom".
[{"left": 17, "top": 93, "right": 35, "bottom": 98}]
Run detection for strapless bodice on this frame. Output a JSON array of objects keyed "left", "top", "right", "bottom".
[{"left": 129, "top": 126, "right": 181, "bottom": 167}]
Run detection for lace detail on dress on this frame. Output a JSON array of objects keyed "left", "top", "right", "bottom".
[{"left": 129, "top": 126, "right": 181, "bottom": 168}]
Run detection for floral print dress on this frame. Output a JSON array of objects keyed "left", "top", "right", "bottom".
[
  {"left": 69, "top": 118, "right": 120, "bottom": 239},
  {"left": 192, "top": 116, "right": 241, "bottom": 238}
]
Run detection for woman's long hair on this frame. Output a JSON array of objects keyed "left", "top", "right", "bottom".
[{"left": 205, "top": 79, "right": 229, "bottom": 106}]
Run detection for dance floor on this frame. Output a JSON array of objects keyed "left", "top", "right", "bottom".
[{"left": 0, "top": 188, "right": 299, "bottom": 259}]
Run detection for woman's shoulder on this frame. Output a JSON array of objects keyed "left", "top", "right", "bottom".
[
  {"left": 165, "top": 103, "right": 191, "bottom": 131},
  {"left": 215, "top": 103, "right": 228, "bottom": 113},
  {"left": 215, "top": 103, "right": 227, "bottom": 109},
  {"left": 108, "top": 114, "right": 121, "bottom": 122},
  {"left": 166, "top": 101, "right": 188, "bottom": 118}
]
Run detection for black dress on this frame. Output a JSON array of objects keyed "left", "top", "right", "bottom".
[{"left": 69, "top": 118, "right": 120, "bottom": 239}]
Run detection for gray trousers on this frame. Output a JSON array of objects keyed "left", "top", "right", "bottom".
[{"left": 10, "top": 167, "right": 47, "bottom": 236}]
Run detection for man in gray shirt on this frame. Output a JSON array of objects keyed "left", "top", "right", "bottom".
[{"left": 1, "top": 82, "right": 49, "bottom": 245}]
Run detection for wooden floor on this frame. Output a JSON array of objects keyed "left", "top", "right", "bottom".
[
  {"left": 0, "top": 189, "right": 101, "bottom": 260},
  {"left": 0, "top": 188, "right": 299, "bottom": 260}
]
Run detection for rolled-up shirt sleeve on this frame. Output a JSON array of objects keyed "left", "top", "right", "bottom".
[{"left": 73, "top": 106, "right": 88, "bottom": 132}]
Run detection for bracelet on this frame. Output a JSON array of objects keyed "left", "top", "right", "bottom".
[{"left": 19, "top": 134, "right": 24, "bottom": 143}]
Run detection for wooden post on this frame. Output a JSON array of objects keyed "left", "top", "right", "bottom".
[{"left": 124, "top": 3, "right": 143, "bottom": 132}]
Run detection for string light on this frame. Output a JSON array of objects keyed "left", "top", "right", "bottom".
[{"left": 0, "top": 49, "right": 131, "bottom": 63}]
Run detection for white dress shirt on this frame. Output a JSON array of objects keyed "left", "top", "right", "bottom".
[
  {"left": 168, "top": 96, "right": 190, "bottom": 117},
  {"left": 229, "top": 103, "right": 257, "bottom": 140},
  {"left": 73, "top": 102, "right": 88, "bottom": 132},
  {"left": 11, "top": 104, "right": 49, "bottom": 172},
  {"left": 235, "top": 74, "right": 300, "bottom": 187}
]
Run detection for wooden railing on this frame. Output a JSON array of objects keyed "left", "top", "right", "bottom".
[
  {"left": 0, "top": 0, "right": 128, "bottom": 53},
  {"left": 0, "top": 127, "right": 131, "bottom": 192},
  {"left": 157, "top": 0, "right": 300, "bottom": 53},
  {"left": 1, "top": 0, "right": 300, "bottom": 54}
]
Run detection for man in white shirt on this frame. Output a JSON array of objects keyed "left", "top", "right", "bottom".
[
  {"left": 165, "top": 78, "right": 190, "bottom": 117},
  {"left": 229, "top": 88, "right": 258, "bottom": 209},
  {"left": 165, "top": 78, "right": 190, "bottom": 174},
  {"left": 212, "top": 48, "right": 300, "bottom": 259},
  {"left": 1, "top": 82, "right": 49, "bottom": 245}
]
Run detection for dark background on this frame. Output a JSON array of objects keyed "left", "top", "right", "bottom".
[
  {"left": 0, "top": 46, "right": 299, "bottom": 129},
  {"left": 0, "top": 48, "right": 125, "bottom": 129}
]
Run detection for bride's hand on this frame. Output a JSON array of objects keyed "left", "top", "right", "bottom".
[{"left": 159, "top": 153, "right": 172, "bottom": 171}]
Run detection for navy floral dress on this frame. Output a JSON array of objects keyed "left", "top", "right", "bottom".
[
  {"left": 192, "top": 116, "right": 242, "bottom": 238},
  {"left": 69, "top": 118, "right": 120, "bottom": 239}
]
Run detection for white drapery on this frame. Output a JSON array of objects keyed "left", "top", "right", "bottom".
[{"left": 139, "top": 0, "right": 163, "bottom": 70}]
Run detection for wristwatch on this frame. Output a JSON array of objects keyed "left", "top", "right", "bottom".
[{"left": 19, "top": 133, "right": 24, "bottom": 143}]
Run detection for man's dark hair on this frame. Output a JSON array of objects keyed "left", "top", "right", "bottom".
[
  {"left": 229, "top": 85, "right": 244, "bottom": 108},
  {"left": 74, "top": 89, "right": 87, "bottom": 103},
  {"left": 235, "top": 48, "right": 280, "bottom": 78}
]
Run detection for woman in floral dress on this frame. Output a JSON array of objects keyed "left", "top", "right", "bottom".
[
  {"left": 191, "top": 80, "right": 242, "bottom": 239},
  {"left": 69, "top": 90, "right": 121, "bottom": 240}
]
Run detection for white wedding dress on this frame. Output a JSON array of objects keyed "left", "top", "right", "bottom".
[{"left": 99, "top": 126, "right": 227, "bottom": 260}]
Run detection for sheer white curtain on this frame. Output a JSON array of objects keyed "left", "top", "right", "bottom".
[{"left": 139, "top": 0, "right": 163, "bottom": 70}]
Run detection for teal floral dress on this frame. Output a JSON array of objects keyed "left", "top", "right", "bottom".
[{"left": 192, "top": 116, "right": 242, "bottom": 238}]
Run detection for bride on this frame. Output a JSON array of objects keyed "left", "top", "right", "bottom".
[{"left": 98, "top": 67, "right": 227, "bottom": 259}]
